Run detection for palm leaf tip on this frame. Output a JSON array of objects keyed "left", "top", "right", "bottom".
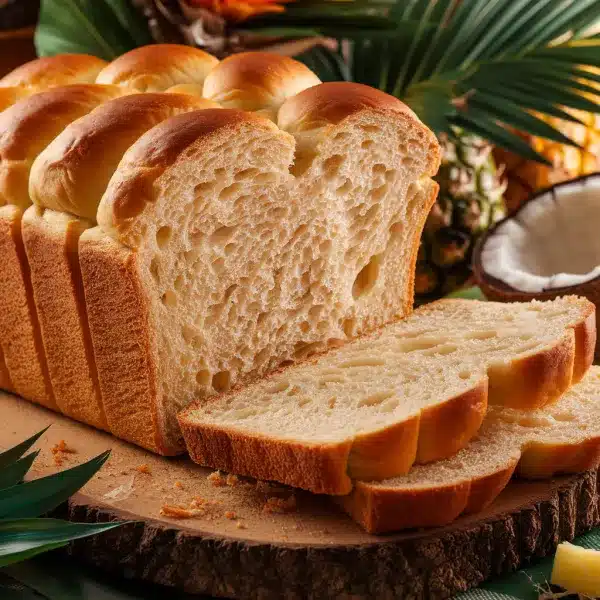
[{"left": 0, "top": 430, "right": 121, "bottom": 568}]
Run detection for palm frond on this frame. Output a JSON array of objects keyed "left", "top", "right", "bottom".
[{"left": 301, "top": 0, "right": 600, "bottom": 161}]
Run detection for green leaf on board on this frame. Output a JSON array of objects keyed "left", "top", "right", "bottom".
[{"left": 0, "top": 451, "right": 110, "bottom": 519}]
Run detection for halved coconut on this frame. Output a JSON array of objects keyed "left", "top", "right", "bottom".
[{"left": 473, "top": 174, "right": 600, "bottom": 356}]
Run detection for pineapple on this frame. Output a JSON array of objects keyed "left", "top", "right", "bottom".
[
  {"left": 414, "top": 134, "right": 506, "bottom": 302},
  {"left": 497, "top": 110, "right": 600, "bottom": 213}
]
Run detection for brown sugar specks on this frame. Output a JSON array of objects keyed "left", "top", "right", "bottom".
[
  {"left": 136, "top": 464, "right": 151, "bottom": 475},
  {"left": 51, "top": 440, "right": 76, "bottom": 466},
  {"left": 263, "top": 495, "right": 297, "bottom": 514},
  {"left": 207, "top": 470, "right": 226, "bottom": 487}
]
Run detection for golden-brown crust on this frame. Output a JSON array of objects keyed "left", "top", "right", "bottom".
[
  {"left": 572, "top": 303, "right": 596, "bottom": 382},
  {"left": 0, "top": 206, "right": 54, "bottom": 408},
  {"left": 0, "top": 87, "right": 27, "bottom": 113},
  {"left": 516, "top": 436, "right": 600, "bottom": 478},
  {"left": 278, "top": 82, "right": 441, "bottom": 176},
  {"left": 339, "top": 477, "right": 473, "bottom": 534},
  {"left": 0, "top": 54, "right": 107, "bottom": 89},
  {"left": 30, "top": 93, "right": 217, "bottom": 220},
  {"left": 98, "top": 108, "right": 281, "bottom": 230},
  {"left": 404, "top": 180, "right": 439, "bottom": 315},
  {"left": 181, "top": 420, "right": 354, "bottom": 495},
  {"left": 347, "top": 415, "right": 420, "bottom": 481},
  {"left": 22, "top": 207, "right": 108, "bottom": 430},
  {"left": 203, "top": 52, "right": 320, "bottom": 114},
  {"left": 0, "top": 84, "right": 125, "bottom": 209},
  {"left": 95, "top": 44, "right": 219, "bottom": 91},
  {"left": 487, "top": 329, "right": 575, "bottom": 410},
  {"left": 416, "top": 378, "right": 488, "bottom": 463},
  {"left": 78, "top": 228, "right": 173, "bottom": 454}
]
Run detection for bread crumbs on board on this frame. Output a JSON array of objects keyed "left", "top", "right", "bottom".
[
  {"left": 51, "top": 440, "right": 76, "bottom": 466},
  {"left": 224, "top": 511, "right": 237, "bottom": 520},
  {"left": 135, "top": 464, "right": 151, "bottom": 475},
  {"left": 207, "top": 470, "right": 226, "bottom": 487},
  {"left": 174, "top": 480, "right": 184, "bottom": 489},
  {"left": 263, "top": 495, "right": 297, "bottom": 514}
]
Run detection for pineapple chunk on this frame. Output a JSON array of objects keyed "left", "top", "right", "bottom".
[{"left": 551, "top": 542, "right": 600, "bottom": 597}]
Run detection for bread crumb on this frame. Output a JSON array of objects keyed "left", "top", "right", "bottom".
[
  {"left": 136, "top": 464, "right": 151, "bottom": 475},
  {"left": 226, "top": 474, "right": 239, "bottom": 487},
  {"left": 207, "top": 470, "right": 225, "bottom": 486},
  {"left": 236, "top": 521, "right": 246, "bottom": 529},
  {"left": 174, "top": 481, "right": 183, "bottom": 489},
  {"left": 224, "top": 511, "right": 236, "bottom": 520},
  {"left": 263, "top": 495, "right": 296, "bottom": 514},
  {"left": 51, "top": 440, "right": 76, "bottom": 466},
  {"left": 160, "top": 504, "right": 203, "bottom": 519}
]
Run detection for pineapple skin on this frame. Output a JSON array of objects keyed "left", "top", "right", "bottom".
[
  {"left": 497, "top": 110, "right": 600, "bottom": 213},
  {"left": 414, "top": 133, "right": 505, "bottom": 304}
]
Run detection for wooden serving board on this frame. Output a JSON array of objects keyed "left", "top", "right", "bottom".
[{"left": 1, "top": 391, "right": 598, "bottom": 600}]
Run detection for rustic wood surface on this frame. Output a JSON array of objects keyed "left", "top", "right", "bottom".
[{"left": 0, "top": 391, "right": 598, "bottom": 599}]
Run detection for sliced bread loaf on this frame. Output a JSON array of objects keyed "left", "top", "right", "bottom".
[
  {"left": 179, "top": 297, "right": 595, "bottom": 494},
  {"left": 340, "top": 364, "right": 600, "bottom": 534},
  {"left": 78, "top": 54, "right": 440, "bottom": 454}
]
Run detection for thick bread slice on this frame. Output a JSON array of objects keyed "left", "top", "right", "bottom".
[
  {"left": 0, "top": 205, "right": 53, "bottom": 406},
  {"left": 26, "top": 93, "right": 218, "bottom": 431},
  {"left": 21, "top": 208, "right": 105, "bottom": 427},
  {"left": 87, "top": 74, "right": 440, "bottom": 454},
  {"left": 0, "top": 85, "right": 127, "bottom": 405},
  {"left": 340, "top": 364, "right": 600, "bottom": 534},
  {"left": 179, "top": 296, "right": 594, "bottom": 494}
]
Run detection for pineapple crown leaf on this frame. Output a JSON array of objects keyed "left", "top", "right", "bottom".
[
  {"left": 298, "top": 0, "right": 600, "bottom": 162},
  {"left": 0, "top": 429, "right": 123, "bottom": 568}
]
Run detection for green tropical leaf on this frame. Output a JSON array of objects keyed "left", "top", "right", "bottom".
[
  {"left": 0, "top": 451, "right": 110, "bottom": 519},
  {"left": 35, "top": 0, "right": 151, "bottom": 60},
  {"left": 0, "top": 453, "right": 40, "bottom": 491},
  {"left": 0, "top": 519, "right": 121, "bottom": 568},
  {"left": 0, "top": 429, "right": 48, "bottom": 471},
  {"left": 300, "top": 0, "right": 600, "bottom": 160}
]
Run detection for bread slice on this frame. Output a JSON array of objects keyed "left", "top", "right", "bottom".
[
  {"left": 179, "top": 296, "right": 594, "bottom": 495},
  {"left": 24, "top": 93, "right": 218, "bottom": 430},
  {"left": 340, "top": 364, "right": 600, "bottom": 534},
  {"left": 0, "top": 85, "right": 126, "bottom": 407}
]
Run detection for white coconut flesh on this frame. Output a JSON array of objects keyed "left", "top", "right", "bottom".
[{"left": 481, "top": 178, "right": 600, "bottom": 293}]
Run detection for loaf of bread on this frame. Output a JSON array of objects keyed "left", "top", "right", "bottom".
[
  {"left": 179, "top": 297, "right": 594, "bottom": 494},
  {"left": 340, "top": 364, "right": 600, "bottom": 533},
  {"left": 0, "top": 46, "right": 441, "bottom": 457}
]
